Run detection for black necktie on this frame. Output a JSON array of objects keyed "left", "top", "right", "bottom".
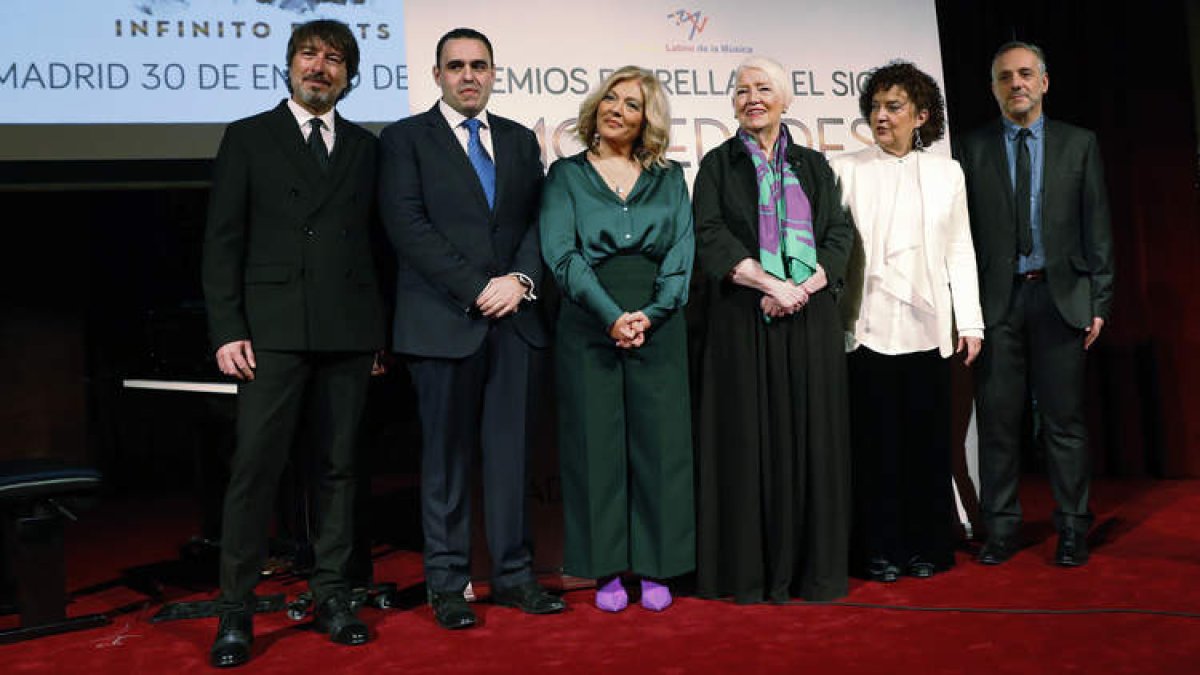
[
  {"left": 1015, "top": 127, "right": 1033, "bottom": 256},
  {"left": 308, "top": 118, "right": 329, "bottom": 172}
]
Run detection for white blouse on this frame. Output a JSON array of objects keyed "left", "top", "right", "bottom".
[{"left": 855, "top": 151, "right": 940, "bottom": 355}]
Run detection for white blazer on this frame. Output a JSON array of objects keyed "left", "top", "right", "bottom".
[{"left": 830, "top": 146, "right": 984, "bottom": 358}]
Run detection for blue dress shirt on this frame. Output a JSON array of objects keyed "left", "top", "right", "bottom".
[{"left": 1003, "top": 116, "right": 1045, "bottom": 273}]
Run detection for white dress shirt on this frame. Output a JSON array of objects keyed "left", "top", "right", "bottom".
[
  {"left": 287, "top": 98, "right": 335, "bottom": 153},
  {"left": 438, "top": 99, "right": 494, "bottom": 160}
]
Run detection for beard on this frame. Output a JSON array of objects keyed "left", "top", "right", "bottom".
[
  {"left": 290, "top": 72, "right": 343, "bottom": 110},
  {"left": 297, "top": 85, "right": 336, "bottom": 109}
]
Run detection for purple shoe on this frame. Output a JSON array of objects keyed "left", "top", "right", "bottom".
[
  {"left": 640, "top": 579, "right": 672, "bottom": 612},
  {"left": 595, "top": 577, "right": 628, "bottom": 612}
]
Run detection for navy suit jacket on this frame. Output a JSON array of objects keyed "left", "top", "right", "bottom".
[
  {"left": 378, "top": 104, "right": 547, "bottom": 358},
  {"left": 956, "top": 118, "right": 1114, "bottom": 329}
]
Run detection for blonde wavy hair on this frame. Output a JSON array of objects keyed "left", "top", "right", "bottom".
[{"left": 574, "top": 66, "right": 671, "bottom": 169}]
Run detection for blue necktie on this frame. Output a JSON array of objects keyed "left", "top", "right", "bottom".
[{"left": 463, "top": 118, "right": 495, "bottom": 209}]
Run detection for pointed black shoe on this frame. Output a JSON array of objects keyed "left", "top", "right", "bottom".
[
  {"left": 867, "top": 557, "right": 900, "bottom": 583},
  {"left": 491, "top": 581, "right": 567, "bottom": 614},
  {"left": 430, "top": 590, "right": 478, "bottom": 630},
  {"left": 1054, "top": 530, "right": 1090, "bottom": 567},
  {"left": 209, "top": 609, "right": 252, "bottom": 668},
  {"left": 978, "top": 537, "right": 1017, "bottom": 565},
  {"left": 905, "top": 556, "right": 937, "bottom": 578},
  {"left": 314, "top": 595, "right": 369, "bottom": 645}
]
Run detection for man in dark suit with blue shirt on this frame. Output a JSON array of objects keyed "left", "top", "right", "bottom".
[
  {"left": 202, "top": 20, "right": 383, "bottom": 667},
  {"left": 378, "top": 27, "right": 564, "bottom": 630},
  {"left": 957, "top": 41, "right": 1114, "bottom": 569}
]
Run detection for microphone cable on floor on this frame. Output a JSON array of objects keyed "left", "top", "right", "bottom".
[{"left": 769, "top": 599, "right": 1200, "bottom": 619}]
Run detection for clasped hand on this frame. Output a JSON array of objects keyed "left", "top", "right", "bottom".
[
  {"left": 760, "top": 265, "right": 827, "bottom": 318},
  {"left": 609, "top": 311, "right": 651, "bottom": 349},
  {"left": 476, "top": 275, "right": 526, "bottom": 318}
]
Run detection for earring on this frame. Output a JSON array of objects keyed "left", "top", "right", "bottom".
[
  {"left": 913, "top": 128, "right": 924, "bottom": 151},
  {"left": 592, "top": 131, "right": 600, "bottom": 148}
]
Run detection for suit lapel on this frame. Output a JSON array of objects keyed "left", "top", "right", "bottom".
[
  {"left": 982, "top": 118, "right": 1018, "bottom": 246},
  {"left": 327, "top": 112, "right": 356, "bottom": 177},
  {"left": 265, "top": 101, "right": 325, "bottom": 189},
  {"left": 309, "top": 112, "right": 360, "bottom": 208},
  {"left": 425, "top": 106, "right": 492, "bottom": 214},
  {"left": 850, "top": 152, "right": 883, "bottom": 269},
  {"left": 986, "top": 119, "right": 1013, "bottom": 203},
  {"left": 916, "top": 152, "right": 938, "bottom": 256},
  {"left": 491, "top": 118, "right": 515, "bottom": 215},
  {"left": 1041, "top": 119, "right": 1063, "bottom": 210}
]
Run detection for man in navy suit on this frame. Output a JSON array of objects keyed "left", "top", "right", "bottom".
[
  {"left": 957, "top": 41, "right": 1114, "bottom": 568},
  {"left": 203, "top": 20, "right": 383, "bottom": 667},
  {"left": 378, "top": 27, "right": 564, "bottom": 629}
]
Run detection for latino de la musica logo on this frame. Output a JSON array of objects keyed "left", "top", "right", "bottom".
[
  {"left": 666, "top": 9, "right": 708, "bottom": 41},
  {"left": 665, "top": 8, "right": 751, "bottom": 54}
]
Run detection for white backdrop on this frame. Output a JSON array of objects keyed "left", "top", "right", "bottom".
[
  {"left": 403, "top": 0, "right": 950, "bottom": 184},
  {"left": 0, "top": 0, "right": 951, "bottom": 162}
]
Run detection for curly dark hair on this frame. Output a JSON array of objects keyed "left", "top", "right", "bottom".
[{"left": 857, "top": 60, "right": 946, "bottom": 149}]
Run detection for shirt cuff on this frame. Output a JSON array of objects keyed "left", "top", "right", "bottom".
[{"left": 509, "top": 272, "right": 537, "bottom": 301}]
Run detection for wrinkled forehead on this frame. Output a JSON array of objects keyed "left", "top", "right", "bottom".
[
  {"left": 992, "top": 48, "right": 1041, "bottom": 78},
  {"left": 736, "top": 67, "right": 771, "bottom": 87}
]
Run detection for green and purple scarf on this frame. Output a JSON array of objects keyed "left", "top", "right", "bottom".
[{"left": 739, "top": 126, "right": 817, "bottom": 287}]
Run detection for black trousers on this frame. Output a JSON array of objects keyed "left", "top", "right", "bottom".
[
  {"left": 406, "top": 321, "right": 539, "bottom": 594},
  {"left": 976, "top": 277, "right": 1092, "bottom": 538},
  {"left": 849, "top": 347, "right": 955, "bottom": 570},
  {"left": 218, "top": 350, "right": 374, "bottom": 609}
]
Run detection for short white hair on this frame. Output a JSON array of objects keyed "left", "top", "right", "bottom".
[{"left": 734, "top": 56, "right": 793, "bottom": 109}]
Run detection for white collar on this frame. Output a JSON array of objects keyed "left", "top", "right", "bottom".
[
  {"left": 286, "top": 98, "right": 336, "bottom": 133},
  {"left": 438, "top": 99, "right": 490, "bottom": 131}
]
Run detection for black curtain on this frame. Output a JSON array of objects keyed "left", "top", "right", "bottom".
[{"left": 935, "top": 0, "right": 1200, "bottom": 478}]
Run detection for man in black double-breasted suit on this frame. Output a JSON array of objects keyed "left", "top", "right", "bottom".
[
  {"left": 956, "top": 41, "right": 1114, "bottom": 569},
  {"left": 202, "top": 20, "right": 383, "bottom": 667},
  {"left": 378, "top": 27, "right": 564, "bottom": 630}
]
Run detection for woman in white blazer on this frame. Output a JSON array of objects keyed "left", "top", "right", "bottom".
[{"left": 830, "top": 61, "right": 983, "bottom": 583}]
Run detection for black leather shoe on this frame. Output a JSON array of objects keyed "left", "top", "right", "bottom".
[
  {"left": 1055, "top": 530, "right": 1090, "bottom": 567},
  {"left": 906, "top": 556, "right": 936, "bottom": 578},
  {"left": 978, "top": 537, "right": 1017, "bottom": 565},
  {"left": 209, "top": 609, "right": 253, "bottom": 668},
  {"left": 867, "top": 558, "right": 900, "bottom": 583},
  {"left": 491, "top": 581, "right": 567, "bottom": 614},
  {"left": 430, "top": 590, "right": 477, "bottom": 630},
  {"left": 314, "top": 595, "right": 369, "bottom": 645}
]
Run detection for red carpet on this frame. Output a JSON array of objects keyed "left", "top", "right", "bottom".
[{"left": 6, "top": 478, "right": 1200, "bottom": 674}]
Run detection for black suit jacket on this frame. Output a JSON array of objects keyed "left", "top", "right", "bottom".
[
  {"left": 956, "top": 118, "right": 1114, "bottom": 329},
  {"left": 378, "top": 104, "right": 547, "bottom": 358},
  {"left": 203, "top": 101, "right": 385, "bottom": 352}
]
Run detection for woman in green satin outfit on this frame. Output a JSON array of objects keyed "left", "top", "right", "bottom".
[{"left": 540, "top": 66, "right": 694, "bottom": 613}]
